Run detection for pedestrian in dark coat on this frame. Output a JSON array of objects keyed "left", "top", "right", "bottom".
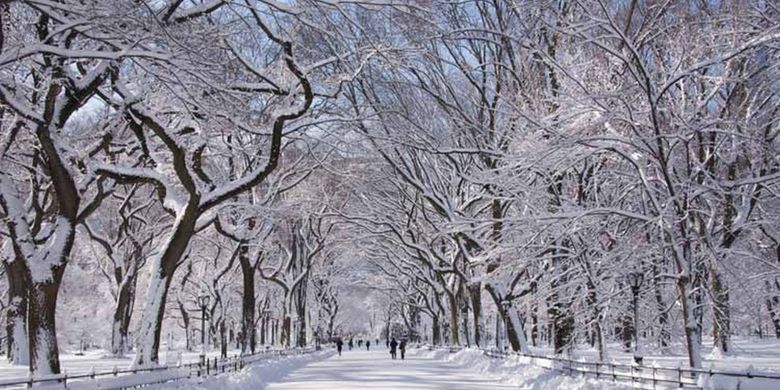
[
  {"left": 400, "top": 340, "right": 407, "bottom": 360},
  {"left": 389, "top": 338, "right": 398, "bottom": 359},
  {"left": 336, "top": 339, "right": 344, "bottom": 356}
]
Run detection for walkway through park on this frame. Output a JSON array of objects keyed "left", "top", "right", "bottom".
[{"left": 264, "top": 348, "right": 518, "bottom": 390}]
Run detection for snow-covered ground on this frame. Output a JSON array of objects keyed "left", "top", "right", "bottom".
[
  {"left": 0, "top": 348, "right": 244, "bottom": 384},
  {"left": 539, "top": 337, "right": 780, "bottom": 373},
  {"left": 149, "top": 350, "right": 334, "bottom": 390},
  {"left": 145, "top": 345, "right": 630, "bottom": 389},
  {"left": 425, "top": 345, "right": 780, "bottom": 390},
  {"left": 260, "top": 347, "right": 522, "bottom": 389},
  {"left": 413, "top": 348, "right": 631, "bottom": 390},
  {"left": 1, "top": 339, "right": 779, "bottom": 389}
]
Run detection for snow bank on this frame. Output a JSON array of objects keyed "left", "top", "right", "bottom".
[
  {"left": 148, "top": 351, "right": 333, "bottom": 390},
  {"left": 698, "top": 373, "right": 779, "bottom": 390},
  {"left": 408, "top": 347, "right": 450, "bottom": 360},
  {"left": 430, "top": 348, "right": 631, "bottom": 390}
]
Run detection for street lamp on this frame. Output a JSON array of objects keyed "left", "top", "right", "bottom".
[
  {"left": 198, "top": 294, "right": 210, "bottom": 365},
  {"left": 626, "top": 271, "right": 644, "bottom": 363}
]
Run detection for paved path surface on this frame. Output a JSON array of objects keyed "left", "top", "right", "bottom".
[{"left": 265, "top": 348, "right": 519, "bottom": 389}]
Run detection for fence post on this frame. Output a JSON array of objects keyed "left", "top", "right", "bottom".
[
  {"left": 709, "top": 366, "right": 714, "bottom": 388},
  {"left": 595, "top": 363, "right": 600, "bottom": 379},
  {"left": 677, "top": 364, "right": 683, "bottom": 388},
  {"left": 652, "top": 365, "right": 657, "bottom": 389}
]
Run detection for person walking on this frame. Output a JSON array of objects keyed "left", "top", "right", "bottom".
[
  {"left": 399, "top": 339, "right": 407, "bottom": 360},
  {"left": 336, "top": 339, "right": 344, "bottom": 356},
  {"left": 366, "top": 340, "right": 371, "bottom": 351},
  {"left": 389, "top": 338, "right": 398, "bottom": 359},
  {"left": 348, "top": 338, "right": 354, "bottom": 350}
]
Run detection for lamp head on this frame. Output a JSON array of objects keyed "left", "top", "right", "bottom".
[
  {"left": 198, "top": 294, "right": 210, "bottom": 308},
  {"left": 626, "top": 272, "right": 644, "bottom": 289}
]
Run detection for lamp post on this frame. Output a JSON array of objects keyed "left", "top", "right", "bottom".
[
  {"left": 198, "top": 294, "right": 210, "bottom": 365},
  {"left": 626, "top": 271, "right": 644, "bottom": 363}
]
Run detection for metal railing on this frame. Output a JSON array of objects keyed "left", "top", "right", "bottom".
[
  {"left": 428, "top": 345, "right": 780, "bottom": 389},
  {"left": 0, "top": 347, "right": 317, "bottom": 389}
]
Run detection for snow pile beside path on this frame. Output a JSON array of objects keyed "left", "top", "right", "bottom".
[
  {"left": 149, "top": 350, "right": 333, "bottom": 390},
  {"left": 443, "top": 349, "right": 630, "bottom": 390},
  {"left": 698, "top": 373, "right": 779, "bottom": 390},
  {"left": 408, "top": 347, "right": 450, "bottom": 361}
]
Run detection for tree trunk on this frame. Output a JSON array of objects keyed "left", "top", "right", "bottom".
[
  {"left": 461, "top": 304, "right": 470, "bottom": 347},
  {"left": 431, "top": 315, "right": 441, "bottom": 346},
  {"left": 549, "top": 296, "right": 573, "bottom": 355},
  {"left": 4, "top": 259, "right": 29, "bottom": 365},
  {"left": 111, "top": 269, "right": 137, "bottom": 356},
  {"left": 595, "top": 320, "right": 607, "bottom": 362},
  {"left": 710, "top": 265, "right": 730, "bottom": 354},
  {"left": 654, "top": 264, "right": 671, "bottom": 349},
  {"left": 239, "top": 251, "right": 256, "bottom": 354},
  {"left": 260, "top": 317, "right": 266, "bottom": 345},
  {"left": 766, "top": 278, "right": 780, "bottom": 338},
  {"left": 133, "top": 269, "right": 175, "bottom": 367},
  {"left": 468, "top": 283, "right": 482, "bottom": 347},
  {"left": 295, "top": 279, "right": 308, "bottom": 348},
  {"left": 328, "top": 309, "right": 336, "bottom": 341},
  {"left": 585, "top": 279, "right": 607, "bottom": 361},
  {"left": 621, "top": 312, "right": 633, "bottom": 352},
  {"left": 297, "top": 317, "right": 306, "bottom": 348},
  {"left": 484, "top": 283, "right": 528, "bottom": 353},
  {"left": 177, "top": 298, "right": 191, "bottom": 351},
  {"left": 531, "top": 305, "right": 539, "bottom": 347},
  {"left": 693, "top": 262, "right": 706, "bottom": 345},
  {"left": 281, "top": 316, "right": 291, "bottom": 348},
  {"left": 678, "top": 274, "right": 703, "bottom": 368},
  {"left": 767, "top": 296, "right": 780, "bottom": 338},
  {"left": 133, "top": 208, "right": 197, "bottom": 367},
  {"left": 447, "top": 293, "right": 460, "bottom": 345},
  {"left": 586, "top": 281, "right": 598, "bottom": 349},
  {"left": 506, "top": 308, "right": 529, "bottom": 353},
  {"left": 28, "top": 277, "right": 65, "bottom": 375},
  {"left": 219, "top": 321, "right": 227, "bottom": 358}
]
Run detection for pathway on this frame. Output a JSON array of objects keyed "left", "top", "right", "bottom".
[{"left": 265, "top": 347, "right": 519, "bottom": 390}]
